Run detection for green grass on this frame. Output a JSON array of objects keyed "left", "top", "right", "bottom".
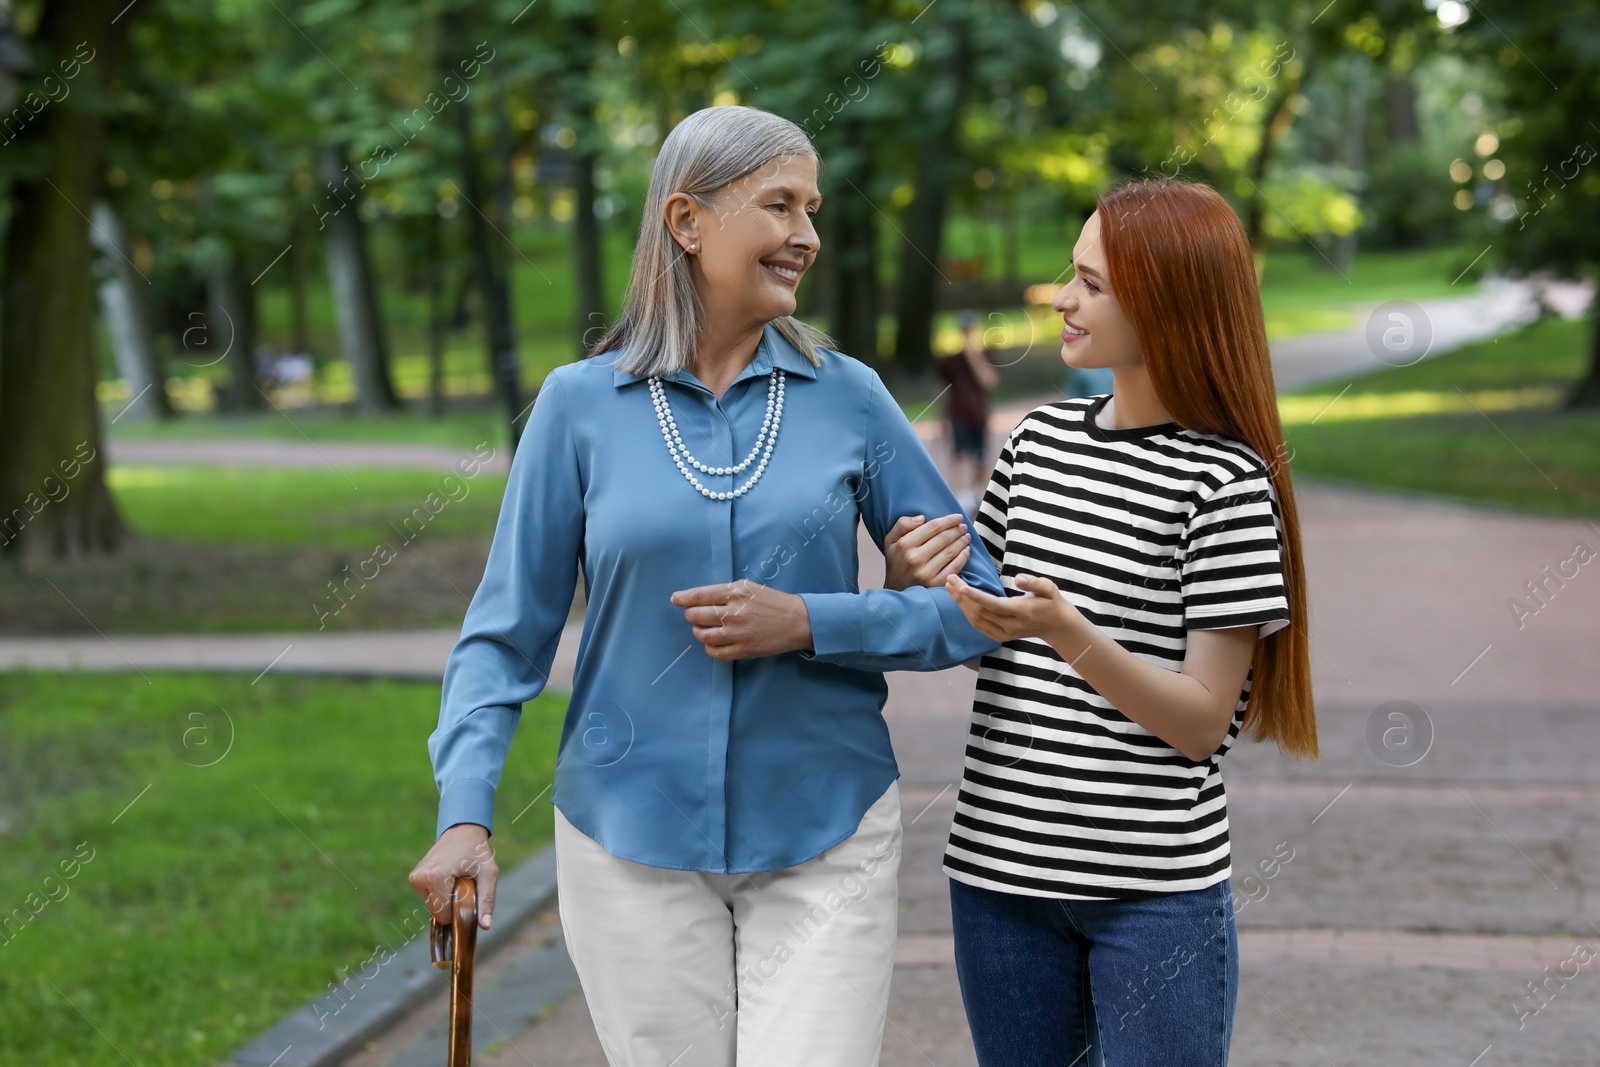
[
  {"left": 1256, "top": 242, "right": 1484, "bottom": 339},
  {"left": 1282, "top": 317, "right": 1600, "bottom": 516},
  {"left": 0, "top": 671, "right": 566, "bottom": 1067},
  {"left": 912, "top": 242, "right": 1485, "bottom": 356},
  {"left": 108, "top": 402, "right": 514, "bottom": 452},
  {"left": 109, "top": 466, "right": 507, "bottom": 549}
]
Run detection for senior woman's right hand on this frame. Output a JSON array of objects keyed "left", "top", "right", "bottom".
[
  {"left": 884, "top": 513, "right": 972, "bottom": 591},
  {"left": 409, "top": 822, "right": 499, "bottom": 931}
]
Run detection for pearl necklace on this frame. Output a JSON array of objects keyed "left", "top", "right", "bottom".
[{"left": 650, "top": 370, "right": 785, "bottom": 501}]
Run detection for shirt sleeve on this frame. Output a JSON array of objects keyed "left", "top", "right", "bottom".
[
  {"left": 427, "top": 372, "right": 584, "bottom": 838},
  {"left": 1179, "top": 466, "right": 1290, "bottom": 639},
  {"left": 974, "top": 424, "right": 1020, "bottom": 567},
  {"left": 797, "top": 368, "right": 1003, "bottom": 672}
]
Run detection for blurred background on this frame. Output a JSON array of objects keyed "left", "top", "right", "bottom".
[{"left": 0, "top": 0, "right": 1596, "bottom": 1064}]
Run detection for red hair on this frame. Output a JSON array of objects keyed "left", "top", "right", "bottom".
[{"left": 1096, "top": 178, "right": 1317, "bottom": 759}]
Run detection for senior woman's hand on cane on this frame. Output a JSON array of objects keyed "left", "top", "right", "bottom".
[{"left": 409, "top": 823, "right": 499, "bottom": 931}]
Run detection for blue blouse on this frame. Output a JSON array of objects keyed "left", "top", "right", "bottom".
[{"left": 427, "top": 324, "right": 1003, "bottom": 872}]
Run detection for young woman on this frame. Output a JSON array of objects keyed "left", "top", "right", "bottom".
[
  {"left": 887, "top": 178, "right": 1317, "bottom": 1067},
  {"left": 408, "top": 105, "right": 1003, "bottom": 1067}
]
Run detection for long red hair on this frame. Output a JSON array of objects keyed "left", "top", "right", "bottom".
[{"left": 1096, "top": 179, "right": 1317, "bottom": 759}]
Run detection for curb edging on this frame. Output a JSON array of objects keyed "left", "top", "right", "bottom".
[{"left": 223, "top": 845, "right": 558, "bottom": 1067}]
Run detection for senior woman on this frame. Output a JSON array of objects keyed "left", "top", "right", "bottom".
[{"left": 408, "top": 105, "right": 1001, "bottom": 1066}]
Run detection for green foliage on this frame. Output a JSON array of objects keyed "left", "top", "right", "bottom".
[
  {"left": 94, "top": 0, "right": 1459, "bottom": 361},
  {"left": 1258, "top": 167, "right": 1362, "bottom": 240},
  {"left": 1458, "top": 3, "right": 1600, "bottom": 280},
  {"left": 1353, "top": 53, "right": 1493, "bottom": 248},
  {"left": 12, "top": 0, "right": 1550, "bottom": 437}
]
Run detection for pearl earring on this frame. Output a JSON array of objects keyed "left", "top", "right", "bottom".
[{"left": 689, "top": 242, "right": 698, "bottom": 252}]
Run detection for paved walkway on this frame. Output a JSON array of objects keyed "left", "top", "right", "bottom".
[{"left": 1261, "top": 276, "right": 1585, "bottom": 391}]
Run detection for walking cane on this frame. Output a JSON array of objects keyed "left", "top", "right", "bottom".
[{"left": 430, "top": 876, "right": 478, "bottom": 1067}]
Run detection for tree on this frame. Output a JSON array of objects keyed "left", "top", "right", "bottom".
[
  {"left": 706, "top": 0, "right": 1057, "bottom": 369},
  {"left": 0, "top": 0, "right": 141, "bottom": 559},
  {"left": 91, "top": 200, "right": 173, "bottom": 420},
  {"left": 1463, "top": 1, "right": 1600, "bottom": 407},
  {"left": 319, "top": 141, "right": 400, "bottom": 413},
  {"left": 442, "top": 3, "right": 524, "bottom": 444},
  {"left": 700, "top": 0, "right": 901, "bottom": 362},
  {"left": 890, "top": 6, "right": 972, "bottom": 371},
  {"left": 551, "top": 1, "right": 607, "bottom": 357}
]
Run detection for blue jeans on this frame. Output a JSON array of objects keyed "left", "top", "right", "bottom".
[{"left": 949, "top": 877, "right": 1237, "bottom": 1067}]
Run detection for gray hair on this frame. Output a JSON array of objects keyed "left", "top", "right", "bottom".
[{"left": 593, "top": 105, "right": 835, "bottom": 377}]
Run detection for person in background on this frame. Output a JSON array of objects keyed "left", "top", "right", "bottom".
[{"left": 938, "top": 309, "right": 1000, "bottom": 518}]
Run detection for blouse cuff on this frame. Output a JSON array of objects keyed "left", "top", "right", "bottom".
[
  {"left": 797, "top": 592, "right": 863, "bottom": 659},
  {"left": 436, "top": 777, "right": 498, "bottom": 838}
]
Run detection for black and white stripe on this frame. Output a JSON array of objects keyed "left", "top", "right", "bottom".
[{"left": 944, "top": 395, "right": 1290, "bottom": 900}]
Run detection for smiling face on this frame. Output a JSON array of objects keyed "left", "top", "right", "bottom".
[
  {"left": 665, "top": 153, "right": 821, "bottom": 328},
  {"left": 1051, "top": 211, "right": 1143, "bottom": 371}
]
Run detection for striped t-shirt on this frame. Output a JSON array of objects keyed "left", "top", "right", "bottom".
[{"left": 943, "top": 394, "right": 1291, "bottom": 900}]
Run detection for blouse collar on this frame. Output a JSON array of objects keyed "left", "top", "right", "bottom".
[{"left": 610, "top": 322, "right": 821, "bottom": 390}]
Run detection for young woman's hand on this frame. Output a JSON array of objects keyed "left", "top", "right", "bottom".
[
  {"left": 884, "top": 513, "right": 971, "bottom": 591},
  {"left": 949, "top": 572, "right": 1259, "bottom": 760},
  {"left": 944, "top": 572, "right": 1079, "bottom": 645}
]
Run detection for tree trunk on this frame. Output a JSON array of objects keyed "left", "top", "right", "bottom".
[
  {"left": 449, "top": 258, "right": 475, "bottom": 327},
  {"left": 425, "top": 211, "right": 448, "bottom": 417},
  {"left": 802, "top": 223, "right": 832, "bottom": 324},
  {"left": 566, "top": 13, "right": 606, "bottom": 357},
  {"left": 1001, "top": 186, "right": 1021, "bottom": 284},
  {"left": 207, "top": 245, "right": 262, "bottom": 412},
  {"left": 572, "top": 150, "right": 606, "bottom": 355},
  {"left": 289, "top": 213, "right": 313, "bottom": 355},
  {"left": 318, "top": 142, "right": 399, "bottom": 414},
  {"left": 891, "top": 16, "right": 970, "bottom": 371},
  {"left": 91, "top": 201, "right": 172, "bottom": 421},
  {"left": 1332, "top": 53, "right": 1370, "bottom": 275},
  {"left": 1245, "top": 49, "right": 1318, "bottom": 251},
  {"left": 1566, "top": 302, "right": 1600, "bottom": 409},
  {"left": 0, "top": 0, "right": 136, "bottom": 560},
  {"left": 444, "top": 11, "right": 522, "bottom": 446},
  {"left": 1382, "top": 62, "right": 1421, "bottom": 145},
  {"left": 828, "top": 124, "right": 881, "bottom": 364}
]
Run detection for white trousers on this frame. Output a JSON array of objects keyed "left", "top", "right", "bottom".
[{"left": 554, "top": 781, "right": 903, "bottom": 1067}]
